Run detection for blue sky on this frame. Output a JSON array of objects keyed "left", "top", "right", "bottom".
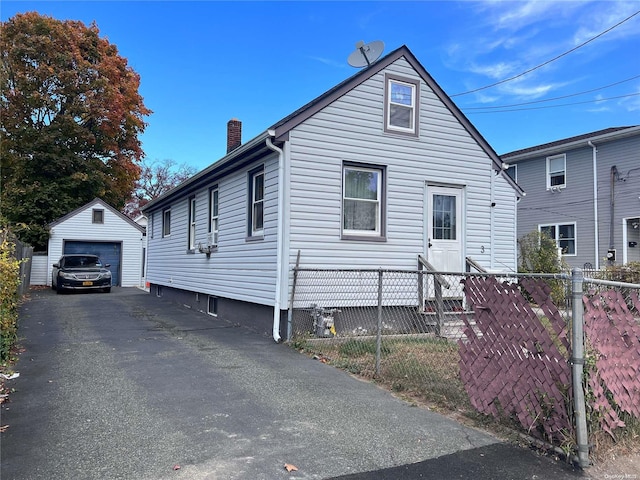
[{"left": 2, "top": 1, "right": 639, "bottom": 171}]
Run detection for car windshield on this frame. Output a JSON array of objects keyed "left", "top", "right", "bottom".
[{"left": 65, "top": 256, "right": 101, "bottom": 268}]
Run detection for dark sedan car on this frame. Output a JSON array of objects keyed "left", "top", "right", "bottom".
[{"left": 51, "top": 254, "right": 112, "bottom": 294}]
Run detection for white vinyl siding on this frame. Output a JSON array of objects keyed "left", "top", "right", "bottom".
[
  {"left": 145, "top": 155, "right": 279, "bottom": 306},
  {"left": 286, "top": 57, "right": 516, "bottom": 275}
]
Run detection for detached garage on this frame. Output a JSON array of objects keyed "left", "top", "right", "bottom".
[{"left": 46, "top": 198, "right": 146, "bottom": 287}]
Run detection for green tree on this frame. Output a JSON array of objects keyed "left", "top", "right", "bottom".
[{"left": 0, "top": 12, "right": 151, "bottom": 249}]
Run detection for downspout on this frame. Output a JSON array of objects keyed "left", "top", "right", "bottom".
[
  {"left": 490, "top": 165, "right": 495, "bottom": 271},
  {"left": 610, "top": 165, "right": 617, "bottom": 264},
  {"left": 266, "top": 130, "right": 284, "bottom": 342},
  {"left": 588, "top": 141, "right": 599, "bottom": 270}
]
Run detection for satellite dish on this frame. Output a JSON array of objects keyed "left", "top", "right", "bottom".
[{"left": 348, "top": 40, "right": 385, "bottom": 68}]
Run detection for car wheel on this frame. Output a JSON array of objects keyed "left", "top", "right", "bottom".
[
  {"left": 103, "top": 287, "right": 111, "bottom": 293},
  {"left": 56, "top": 287, "right": 64, "bottom": 294},
  {"left": 51, "top": 275, "right": 56, "bottom": 290}
]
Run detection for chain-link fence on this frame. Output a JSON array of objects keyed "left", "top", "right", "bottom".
[{"left": 289, "top": 267, "right": 640, "bottom": 468}]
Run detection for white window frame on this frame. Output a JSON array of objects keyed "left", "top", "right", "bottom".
[
  {"left": 162, "top": 208, "right": 171, "bottom": 237},
  {"left": 546, "top": 154, "right": 566, "bottom": 190},
  {"left": 342, "top": 163, "right": 385, "bottom": 238},
  {"left": 209, "top": 186, "right": 219, "bottom": 247},
  {"left": 188, "top": 196, "right": 196, "bottom": 250},
  {"left": 384, "top": 74, "right": 419, "bottom": 136},
  {"left": 539, "top": 222, "right": 576, "bottom": 256},
  {"left": 249, "top": 168, "right": 264, "bottom": 237}
]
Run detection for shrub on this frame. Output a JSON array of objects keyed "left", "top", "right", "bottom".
[
  {"left": 0, "top": 230, "right": 22, "bottom": 361},
  {"left": 518, "top": 230, "right": 569, "bottom": 305}
]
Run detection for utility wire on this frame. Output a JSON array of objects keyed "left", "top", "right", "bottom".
[
  {"left": 462, "top": 74, "right": 640, "bottom": 110},
  {"left": 465, "top": 91, "right": 640, "bottom": 114},
  {"left": 451, "top": 9, "right": 640, "bottom": 97}
]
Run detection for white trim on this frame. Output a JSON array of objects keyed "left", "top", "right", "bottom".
[
  {"left": 386, "top": 78, "right": 417, "bottom": 134},
  {"left": 546, "top": 154, "right": 566, "bottom": 190},
  {"left": 342, "top": 165, "right": 383, "bottom": 236},
  {"left": 539, "top": 221, "right": 577, "bottom": 256}
]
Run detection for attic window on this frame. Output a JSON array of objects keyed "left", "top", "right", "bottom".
[
  {"left": 384, "top": 74, "right": 419, "bottom": 136},
  {"left": 92, "top": 209, "right": 104, "bottom": 224}
]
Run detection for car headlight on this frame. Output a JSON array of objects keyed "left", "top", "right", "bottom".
[
  {"left": 59, "top": 272, "right": 75, "bottom": 279},
  {"left": 99, "top": 271, "right": 112, "bottom": 279}
]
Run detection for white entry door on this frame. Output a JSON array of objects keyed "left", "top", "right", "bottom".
[{"left": 427, "top": 186, "right": 463, "bottom": 272}]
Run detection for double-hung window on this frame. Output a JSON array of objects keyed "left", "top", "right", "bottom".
[
  {"left": 342, "top": 163, "right": 385, "bottom": 239},
  {"left": 248, "top": 167, "right": 264, "bottom": 237},
  {"left": 162, "top": 208, "right": 171, "bottom": 237},
  {"left": 209, "top": 186, "right": 219, "bottom": 247},
  {"left": 188, "top": 196, "right": 196, "bottom": 250},
  {"left": 384, "top": 74, "right": 419, "bottom": 136},
  {"left": 540, "top": 223, "right": 576, "bottom": 255},
  {"left": 547, "top": 154, "right": 566, "bottom": 189}
]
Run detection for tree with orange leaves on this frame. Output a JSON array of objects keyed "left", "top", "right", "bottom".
[{"left": 0, "top": 12, "right": 151, "bottom": 249}]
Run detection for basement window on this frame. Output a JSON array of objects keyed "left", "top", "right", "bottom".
[{"left": 208, "top": 295, "right": 218, "bottom": 316}]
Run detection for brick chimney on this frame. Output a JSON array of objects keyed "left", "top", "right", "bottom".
[{"left": 227, "top": 118, "right": 242, "bottom": 153}]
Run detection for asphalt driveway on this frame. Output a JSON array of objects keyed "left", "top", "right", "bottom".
[{"left": 1, "top": 287, "right": 582, "bottom": 479}]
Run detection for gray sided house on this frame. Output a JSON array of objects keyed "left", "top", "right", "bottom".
[
  {"left": 142, "top": 45, "right": 522, "bottom": 341},
  {"left": 502, "top": 126, "right": 640, "bottom": 270}
]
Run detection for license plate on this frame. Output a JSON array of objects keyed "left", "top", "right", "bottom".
[{"left": 82, "top": 281, "right": 93, "bottom": 286}]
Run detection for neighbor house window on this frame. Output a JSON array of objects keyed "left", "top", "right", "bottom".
[
  {"left": 188, "top": 196, "right": 196, "bottom": 250},
  {"left": 384, "top": 74, "right": 419, "bottom": 136},
  {"left": 342, "top": 163, "right": 386, "bottom": 239},
  {"left": 209, "top": 186, "right": 219, "bottom": 247},
  {"left": 540, "top": 222, "right": 576, "bottom": 255},
  {"left": 92, "top": 209, "right": 104, "bottom": 224},
  {"left": 248, "top": 167, "right": 264, "bottom": 237},
  {"left": 547, "top": 154, "right": 566, "bottom": 189},
  {"left": 162, "top": 208, "right": 171, "bottom": 237},
  {"left": 506, "top": 164, "right": 517, "bottom": 183}
]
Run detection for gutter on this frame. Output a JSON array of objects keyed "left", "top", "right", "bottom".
[
  {"left": 588, "top": 141, "right": 599, "bottom": 269},
  {"left": 502, "top": 125, "right": 640, "bottom": 162},
  {"left": 266, "top": 130, "right": 285, "bottom": 343}
]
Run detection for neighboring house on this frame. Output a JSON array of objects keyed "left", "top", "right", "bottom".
[
  {"left": 502, "top": 126, "right": 640, "bottom": 270},
  {"left": 142, "top": 45, "right": 523, "bottom": 341},
  {"left": 45, "top": 198, "right": 146, "bottom": 287}
]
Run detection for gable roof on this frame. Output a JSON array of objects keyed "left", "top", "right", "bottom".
[
  {"left": 502, "top": 125, "right": 640, "bottom": 160},
  {"left": 144, "top": 45, "right": 522, "bottom": 212},
  {"left": 49, "top": 198, "right": 145, "bottom": 232}
]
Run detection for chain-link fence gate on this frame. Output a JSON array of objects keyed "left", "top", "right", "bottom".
[{"left": 289, "top": 267, "right": 640, "bottom": 468}]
